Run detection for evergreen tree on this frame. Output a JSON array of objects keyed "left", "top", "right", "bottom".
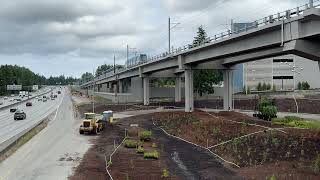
[
  {"left": 193, "top": 26, "right": 208, "bottom": 46},
  {"left": 192, "top": 26, "right": 223, "bottom": 96}
]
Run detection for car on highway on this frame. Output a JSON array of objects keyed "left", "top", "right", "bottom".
[
  {"left": 26, "top": 102, "right": 32, "bottom": 106},
  {"left": 10, "top": 108, "right": 17, "bottom": 112},
  {"left": 15, "top": 98, "right": 22, "bottom": 101},
  {"left": 14, "top": 110, "right": 26, "bottom": 120}
]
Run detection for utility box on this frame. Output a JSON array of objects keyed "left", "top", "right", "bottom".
[{"left": 102, "top": 110, "right": 113, "bottom": 124}]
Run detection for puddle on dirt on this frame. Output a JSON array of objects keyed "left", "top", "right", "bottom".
[{"left": 171, "top": 151, "right": 196, "bottom": 180}]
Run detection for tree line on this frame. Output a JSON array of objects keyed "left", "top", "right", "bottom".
[{"left": 0, "top": 65, "right": 78, "bottom": 95}]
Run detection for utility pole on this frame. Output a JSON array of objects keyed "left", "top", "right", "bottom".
[
  {"left": 92, "top": 66, "right": 95, "bottom": 113},
  {"left": 113, "top": 54, "right": 116, "bottom": 74},
  {"left": 126, "top": 45, "right": 129, "bottom": 63},
  {"left": 168, "top": 17, "right": 180, "bottom": 54},
  {"left": 114, "top": 55, "right": 118, "bottom": 103},
  {"left": 168, "top": 17, "right": 171, "bottom": 53}
]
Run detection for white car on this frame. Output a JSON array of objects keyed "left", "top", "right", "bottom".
[{"left": 3, "top": 96, "right": 8, "bottom": 100}]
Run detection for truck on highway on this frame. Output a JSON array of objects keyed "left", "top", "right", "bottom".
[
  {"left": 19, "top": 91, "right": 28, "bottom": 97},
  {"left": 79, "top": 113, "right": 103, "bottom": 134}
]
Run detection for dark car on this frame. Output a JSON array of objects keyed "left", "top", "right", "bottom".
[
  {"left": 54, "top": 94, "right": 57, "bottom": 98},
  {"left": 10, "top": 108, "right": 17, "bottom": 113},
  {"left": 14, "top": 110, "right": 26, "bottom": 120},
  {"left": 57, "top": 91, "right": 61, "bottom": 94},
  {"left": 26, "top": 102, "right": 32, "bottom": 106}
]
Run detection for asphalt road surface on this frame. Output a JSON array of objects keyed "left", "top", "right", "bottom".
[
  {"left": 0, "top": 88, "right": 62, "bottom": 152},
  {"left": 0, "top": 89, "right": 92, "bottom": 180},
  {"left": 0, "top": 87, "right": 51, "bottom": 109}
]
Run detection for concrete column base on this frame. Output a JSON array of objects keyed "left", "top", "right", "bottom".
[
  {"left": 185, "top": 70, "right": 194, "bottom": 112},
  {"left": 143, "top": 77, "right": 150, "bottom": 105},
  {"left": 223, "top": 70, "right": 233, "bottom": 111},
  {"left": 175, "top": 77, "right": 182, "bottom": 102}
]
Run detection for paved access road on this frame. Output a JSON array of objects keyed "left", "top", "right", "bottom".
[{"left": 0, "top": 89, "right": 92, "bottom": 180}]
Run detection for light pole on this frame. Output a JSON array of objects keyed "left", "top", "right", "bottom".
[
  {"left": 245, "top": 64, "right": 256, "bottom": 94},
  {"left": 168, "top": 17, "right": 180, "bottom": 53},
  {"left": 126, "top": 45, "right": 137, "bottom": 66},
  {"left": 280, "top": 59, "right": 304, "bottom": 114}
]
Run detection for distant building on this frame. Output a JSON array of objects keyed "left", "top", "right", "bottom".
[
  {"left": 231, "top": 22, "right": 320, "bottom": 91},
  {"left": 232, "top": 55, "right": 320, "bottom": 91},
  {"left": 125, "top": 54, "right": 147, "bottom": 68}
]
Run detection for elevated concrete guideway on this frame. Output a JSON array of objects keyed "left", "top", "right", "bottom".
[{"left": 81, "top": 1, "right": 320, "bottom": 112}]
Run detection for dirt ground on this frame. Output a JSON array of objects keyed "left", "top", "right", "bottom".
[
  {"left": 150, "top": 98, "right": 320, "bottom": 114},
  {"left": 153, "top": 111, "right": 320, "bottom": 180},
  {"left": 70, "top": 106, "right": 242, "bottom": 180},
  {"left": 70, "top": 101, "right": 320, "bottom": 180}
]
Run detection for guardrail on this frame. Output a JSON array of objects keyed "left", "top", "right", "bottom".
[{"left": 81, "top": 0, "right": 320, "bottom": 87}]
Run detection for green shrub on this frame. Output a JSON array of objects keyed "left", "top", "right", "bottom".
[
  {"left": 272, "top": 85, "right": 276, "bottom": 92},
  {"left": 266, "top": 83, "right": 271, "bottom": 90},
  {"left": 270, "top": 174, "right": 276, "bottom": 180},
  {"left": 136, "top": 145, "right": 144, "bottom": 154},
  {"left": 297, "top": 82, "right": 302, "bottom": 90},
  {"left": 144, "top": 150, "right": 159, "bottom": 159},
  {"left": 257, "top": 82, "right": 262, "bottom": 91},
  {"left": 162, "top": 168, "right": 170, "bottom": 178},
  {"left": 302, "top": 81, "right": 310, "bottom": 90},
  {"left": 152, "top": 143, "right": 157, "bottom": 148},
  {"left": 125, "top": 139, "right": 138, "bottom": 148},
  {"left": 262, "top": 82, "right": 267, "bottom": 91},
  {"left": 212, "top": 127, "right": 221, "bottom": 136},
  {"left": 107, "top": 160, "right": 112, "bottom": 166},
  {"left": 257, "top": 98, "right": 277, "bottom": 119},
  {"left": 261, "top": 105, "right": 277, "bottom": 118},
  {"left": 314, "top": 154, "right": 320, "bottom": 173},
  {"left": 139, "top": 130, "right": 152, "bottom": 141}
]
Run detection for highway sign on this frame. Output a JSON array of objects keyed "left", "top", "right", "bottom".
[{"left": 7, "top": 85, "right": 22, "bottom": 91}]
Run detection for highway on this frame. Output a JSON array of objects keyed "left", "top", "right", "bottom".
[
  {"left": 0, "top": 88, "right": 92, "bottom": 180},
  {"left": 0, "top": 87, "right": 62, "bottom": 152},
  {"left": 0, "top": 87, "right": 52, "bottom": 109}
]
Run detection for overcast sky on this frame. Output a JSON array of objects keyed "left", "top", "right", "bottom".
[{"left": 0, "top": 0, "right": 307, "bottom": 78}]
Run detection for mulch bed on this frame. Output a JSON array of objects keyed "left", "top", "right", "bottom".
[{"left": 153, "top": 111, "right": 266, "bottom": 147}]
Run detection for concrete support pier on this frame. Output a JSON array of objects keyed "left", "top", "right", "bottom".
[
  {"left": 143, "top": 77, "right": 150, "bottom": 105},
  {"left": 185, "top": 70, "right": 194, "bottom": 112},
  {"left": 175, "top": 77, "right": 182, "bottom": 102},
  {"left": 223, "top": 70, "right": 233, "bottom": 111},
  {"left": 118, "top": 80, "right": 123, "bottom": 93}
]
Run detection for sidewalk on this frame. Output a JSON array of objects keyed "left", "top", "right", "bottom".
[{"left": 200, "top": 108, "right": 320, "bottom": 121}]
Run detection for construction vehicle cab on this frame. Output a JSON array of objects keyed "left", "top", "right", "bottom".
[{"left": 79, "top": 113, "right": 103, "bottom": 134}]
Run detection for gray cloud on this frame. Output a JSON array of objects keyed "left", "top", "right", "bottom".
[{"left": 0, "top": 0, "right": 305, "bottom": 77}]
